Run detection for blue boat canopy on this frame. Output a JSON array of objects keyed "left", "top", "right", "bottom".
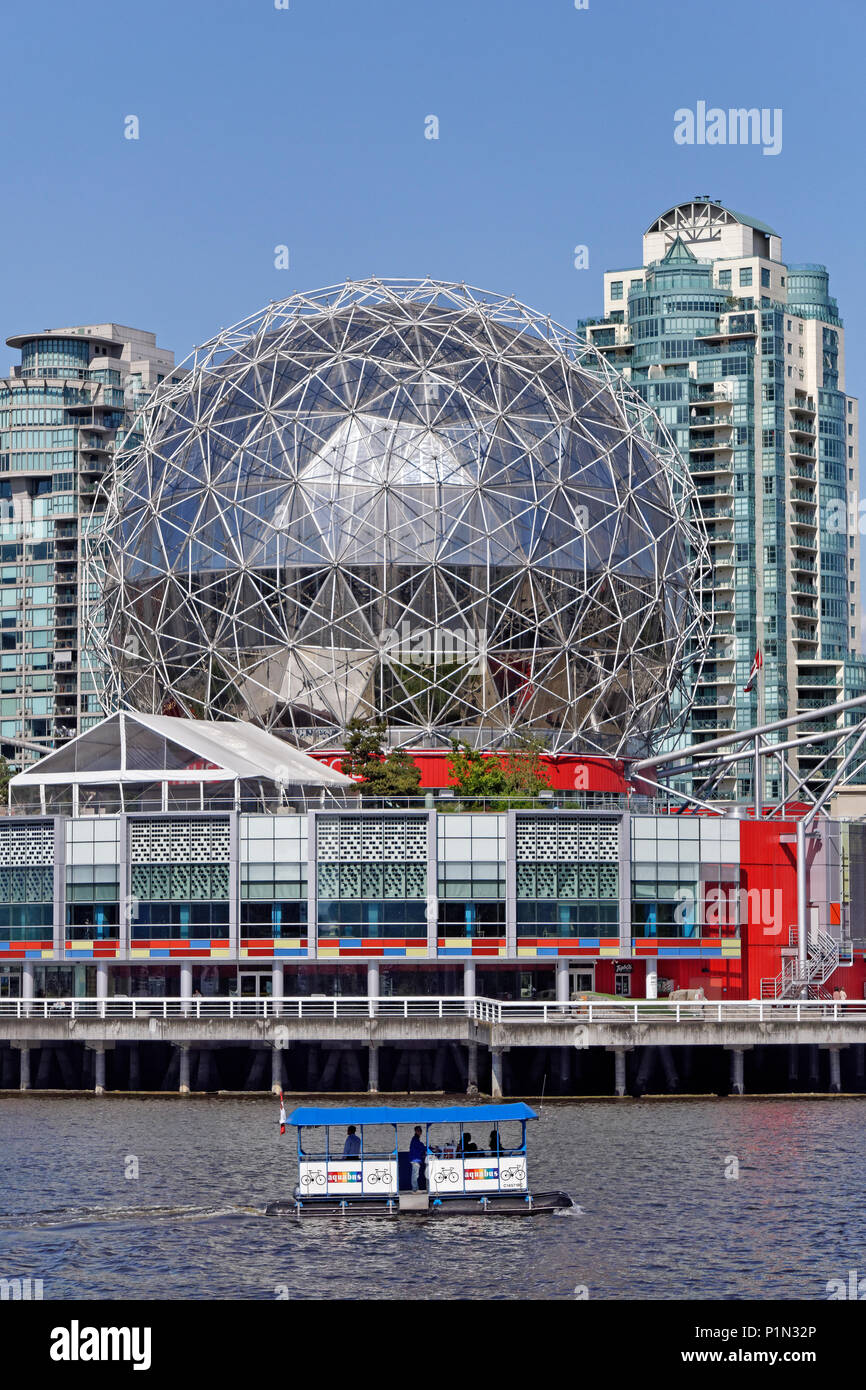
[{"left": 287, "top": 1103, "right": 537, "bottom": 1127}]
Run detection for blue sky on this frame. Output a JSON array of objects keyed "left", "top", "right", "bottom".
[{"left": 1, "top": 0, "right": 864, "bottom": 399}]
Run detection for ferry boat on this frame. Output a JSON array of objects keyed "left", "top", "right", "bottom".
[{"left": 265, "top": 1102, "right": 575, "bottom": 1217}]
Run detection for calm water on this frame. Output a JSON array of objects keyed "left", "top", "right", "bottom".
[{"left": 0, "top": 1094, "right": 863, "bottom": 1300}]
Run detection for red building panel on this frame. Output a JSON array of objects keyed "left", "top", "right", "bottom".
[{"left": 308, "top": 748, "right": 632, "bottom": 794}]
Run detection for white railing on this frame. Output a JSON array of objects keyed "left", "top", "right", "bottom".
[{"left": 1, "top": 995, "right": 865, "bottom": 1024}]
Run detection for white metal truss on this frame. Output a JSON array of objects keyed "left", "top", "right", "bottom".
[
  {"left": 645, "top": 200, "right": 740, "bottom": 247},
  {"left": 85, "top": 277, "right": 712, "bottom": 754}
]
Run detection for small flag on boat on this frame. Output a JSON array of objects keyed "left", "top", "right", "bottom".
[
  {"left": 743, "top": 648, "right": 762, "bottom": 694},
  {"left": 279, "top": 1090, "right": 286, "bottom": 1136}
]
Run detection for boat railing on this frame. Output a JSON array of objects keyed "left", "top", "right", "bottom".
[{"left": 2, "top": 995, "right": 865, "bottom": 1023}]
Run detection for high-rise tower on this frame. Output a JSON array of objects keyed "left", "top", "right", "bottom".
[
  {"left": 0, "top": 323, "right": 180, "bottom": 768},
  {"left": 580, "top": 199, "right": 864, "bottom": 797}
]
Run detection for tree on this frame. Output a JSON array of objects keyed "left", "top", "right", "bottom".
[
  {"left": 501, "top": 736, "right": 552, "bottom": 800},
  {"left": 447, "top": 742, "right": 507, "bottom": 803},
  {"left": 0, "top": 754, "right": 9, "bottom": 805},
  {"left": 446, "top": 736, "right": 552, "bottom": 809},
  {"left": 340, "top": 717, "right": 421, "bottom": 796}
]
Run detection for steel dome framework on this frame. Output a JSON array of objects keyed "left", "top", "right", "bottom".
[{"left": 86, "top": 278, "right": 712, "bottom": 755}]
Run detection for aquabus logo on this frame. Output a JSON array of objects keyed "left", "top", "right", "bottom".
[{"left": 49, "top": 1321, "right": 152, "bottom": 1372}]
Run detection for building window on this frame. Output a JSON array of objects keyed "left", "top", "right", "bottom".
[
  {"left": 761, "top": 268, "right": 770, "bottom": 288},
  {"left": 718, "top": 270, "right": 731, "bottom": 288},
  {"left": 739, "top": 267, "right": 753, "bottom": 287},
  {"left": 610, "top": 281, "right": 623, "bottom": 301}
]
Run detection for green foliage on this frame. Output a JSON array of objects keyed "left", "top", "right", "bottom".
[
  {"left": 0, "top": 755, "right": 9, "bottom": 803},
  {"left": 501, "top": 740, "right": 553, "bottom": 799},
  {"left": 446, "top": 736, "right": 552, "bottom": 809},
  {"left": 340, "top": 718, "right": 422, "bottom": 796}
]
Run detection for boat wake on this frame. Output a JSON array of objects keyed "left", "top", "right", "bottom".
[{"left": 0, "top": 1203, "right": 262, "bottom": 1230}]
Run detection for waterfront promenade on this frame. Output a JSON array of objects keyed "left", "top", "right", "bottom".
[{"left": 2, "top": 996, "right": 866, "bottom": 1097}]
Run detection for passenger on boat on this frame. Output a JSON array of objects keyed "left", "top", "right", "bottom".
[
  {"left": 488, "top": 1129, "right": 507, "bottom": 1155},
  {"left": 342, "top": 1125, "right": 361, "bottom": 1157},
  {"left": 461, "top": 1132, "right": 479, "bottom": 1154},
  {"left": 409, "top": 1126, "right": 427, "bottom": 1191}
]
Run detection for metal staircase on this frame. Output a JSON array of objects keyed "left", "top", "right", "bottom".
[{"left": 760, "top": 929, "right": 842, "bottom": 1000}]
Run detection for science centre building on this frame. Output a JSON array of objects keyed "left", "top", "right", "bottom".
[{"left": 88, "top": 278, "right": 711, "bottom": 756}]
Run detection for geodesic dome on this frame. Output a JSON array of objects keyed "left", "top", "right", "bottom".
[{"left": 87, "top": 278, "right": 711, "bottom": 754}]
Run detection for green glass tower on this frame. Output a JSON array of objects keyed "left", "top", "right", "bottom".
[
  {"left": 0, "top": 324, "right": 180, "bottom": 769},
  {"left": 580, "top": 199, "right": 864, "bottom": 797}
]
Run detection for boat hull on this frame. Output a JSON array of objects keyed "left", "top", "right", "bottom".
[{"left": 264, "top": 1190, "right": 575, "bottom": 1218}]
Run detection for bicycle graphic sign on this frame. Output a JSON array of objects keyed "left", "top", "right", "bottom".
[
  {"left": 427, "top": 1156, "right": 527, "bottom": 1194},
  {"left": 298, "top": 1160, "right": 398, "bottom": 1195},
  {"left": 362, "top": 1160, "right": 397, "bottom": 1194}
]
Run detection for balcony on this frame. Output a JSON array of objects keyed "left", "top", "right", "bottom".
[
  {"left": 695, "top": 482, "right": 733, "bottom": 497},
  {"left": 696, "top": 322, "right": 756, "bottom": 343},
  {"left": 690, "top": 390, "right": 734, "bottom": 406},
  {"left": 691, "top": 459, "right": 733, "bottom": 475},
  {"left": 689, "top": 414, "right": 734, "bottom": 432},
  {"left": 799, "top": 714, "right": 840, "bottom": 730},
  {"left": 690, "top": 436, "right": 734, "bottom": 453},
  {"left": 796, "top": 669, "right": 841, "bottom": 686},
  {"left": 591, "top": 333, "right": 633, "bottom": 355}
]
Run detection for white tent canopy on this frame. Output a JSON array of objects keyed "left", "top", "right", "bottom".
[{"left": 9, "top": 712, "right": 354, "bottom": 814}]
